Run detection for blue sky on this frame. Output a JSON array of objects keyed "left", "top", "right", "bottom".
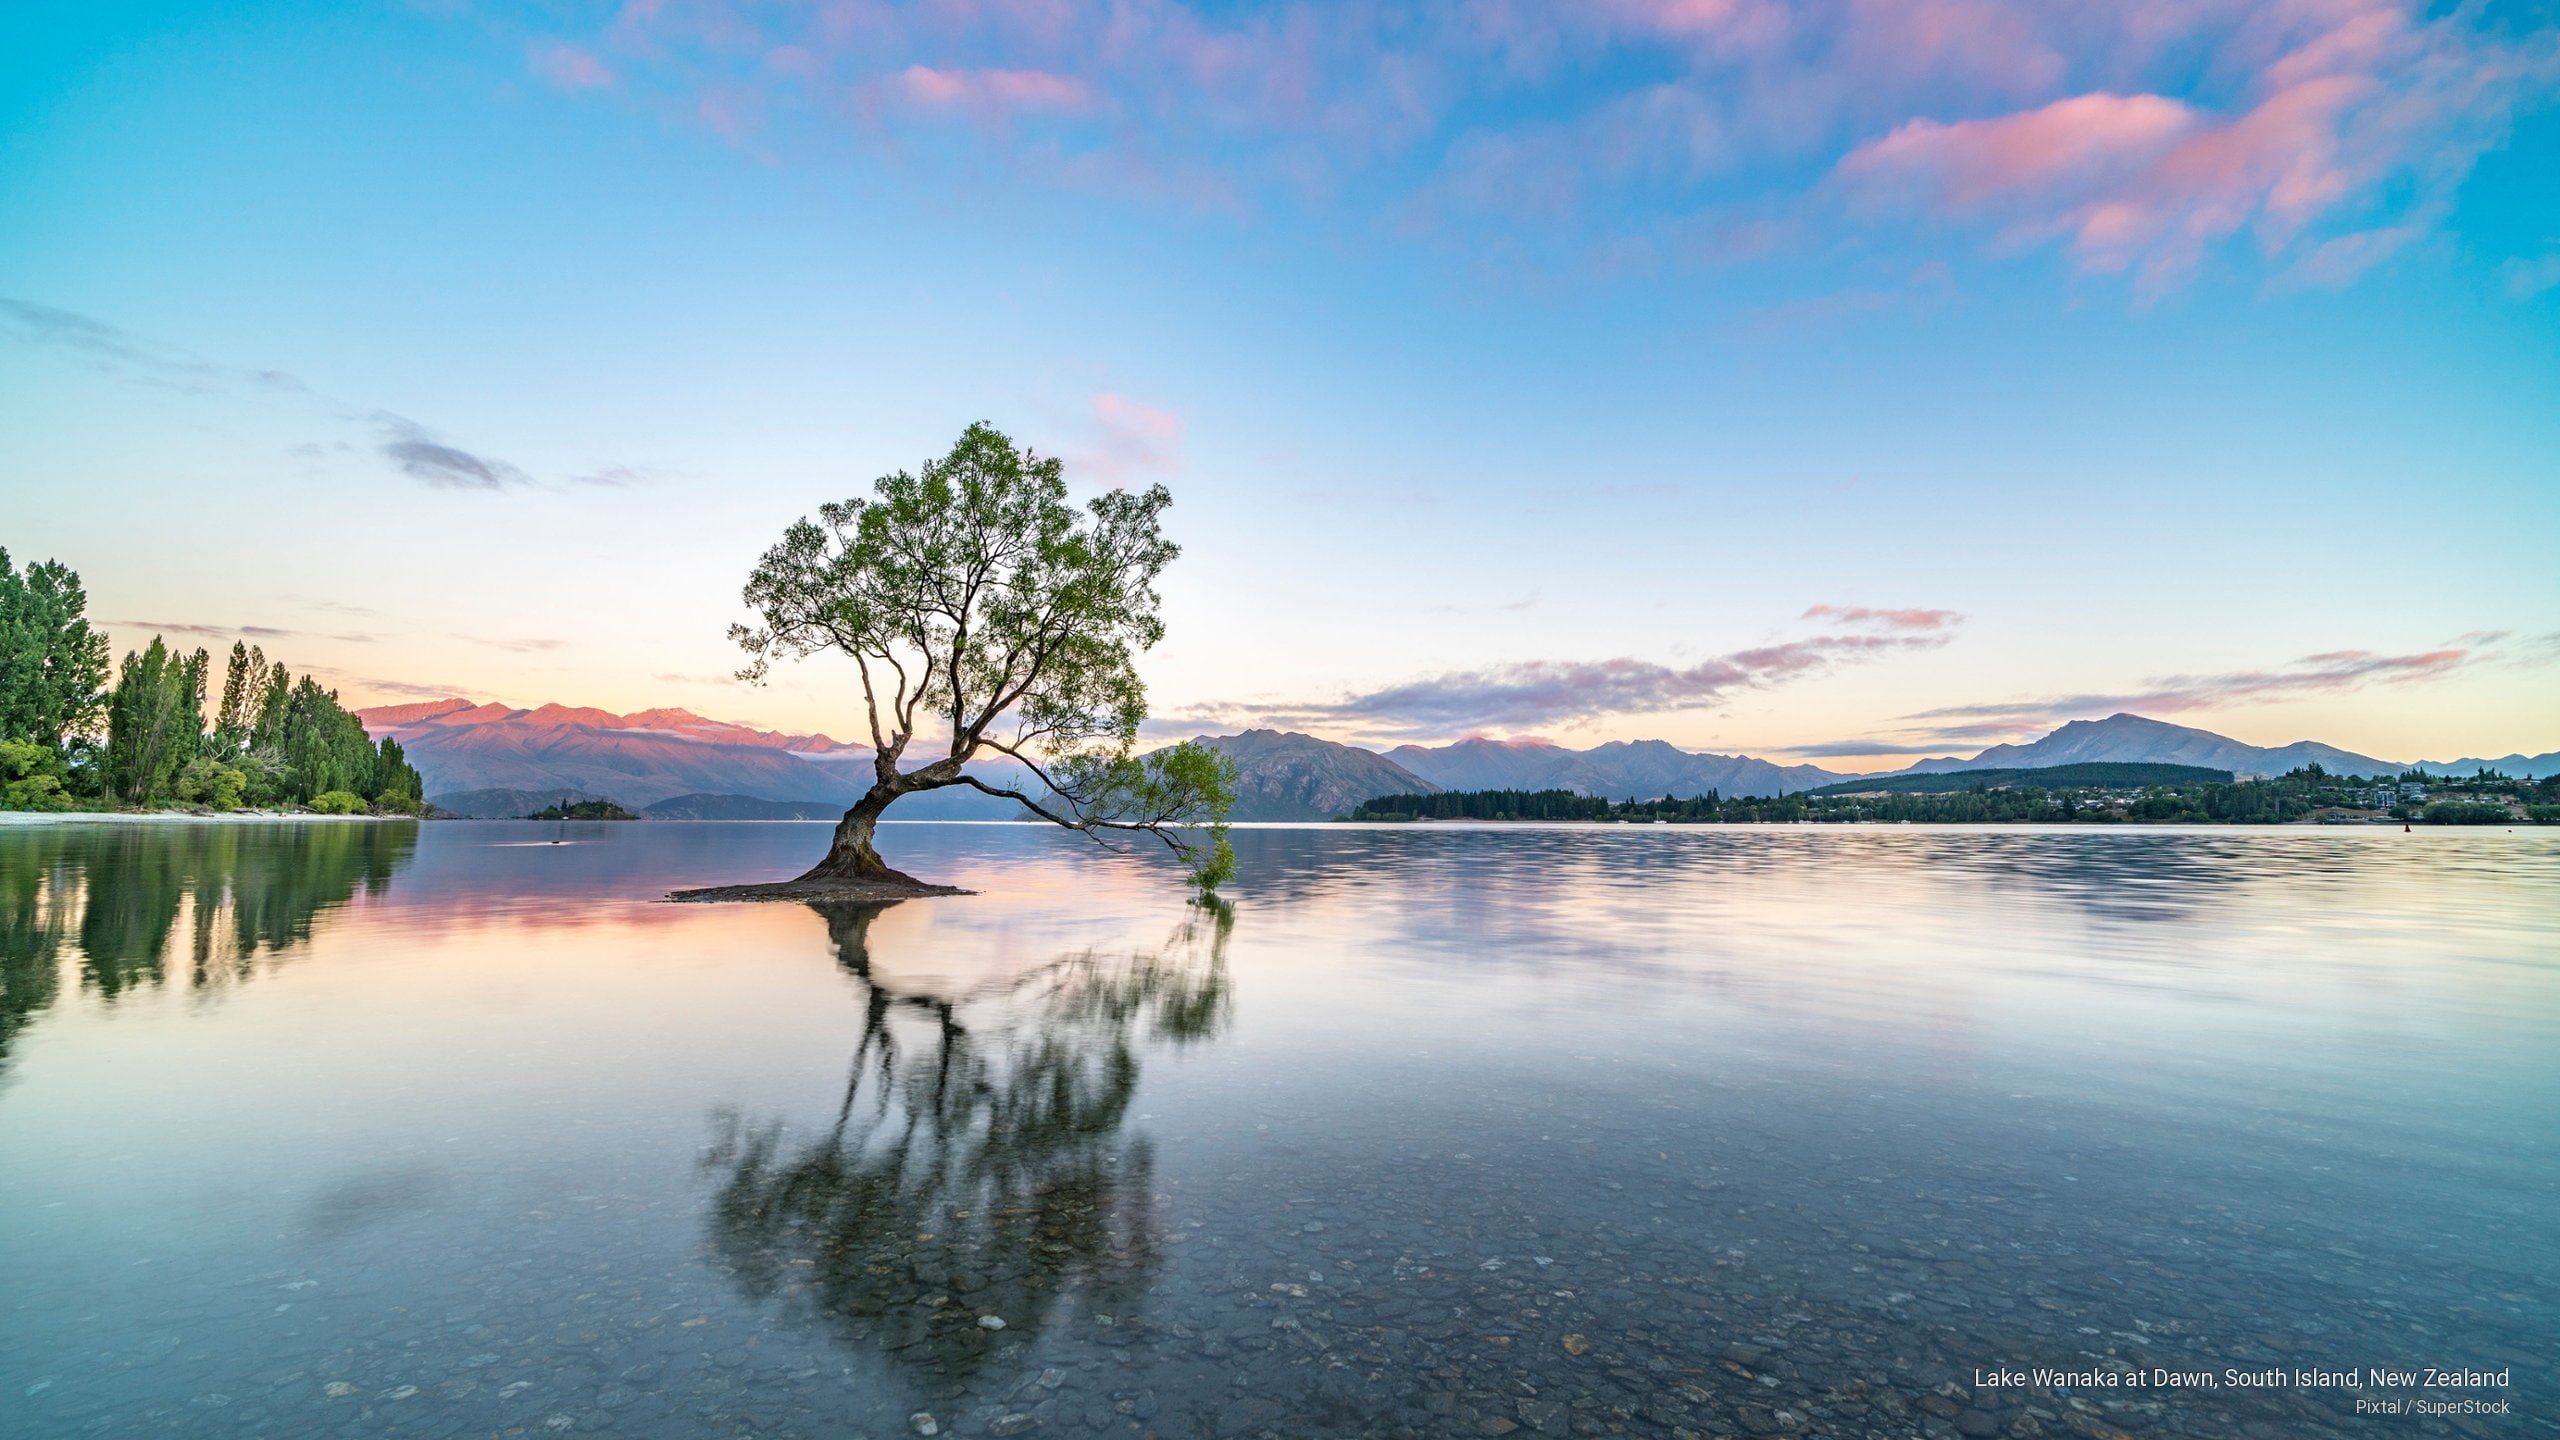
[{"left": 4, "top": 0, "right": 2556, "bottom": 767}]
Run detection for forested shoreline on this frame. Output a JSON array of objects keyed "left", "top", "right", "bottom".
[
  {"left": 1, "top": 549, "right": 422, "bottom": 815},
  {"left": 1353, "top": 765, "right": 2560, "bottom": 826}
]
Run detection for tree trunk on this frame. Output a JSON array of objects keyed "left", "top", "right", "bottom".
[{"left": 799, "top": 785, "right": 929, "bottom": 885}]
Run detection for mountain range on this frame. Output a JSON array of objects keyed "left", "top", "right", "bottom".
[
  {"left": 1387, "top": 736, "right": 1841, "bottom": 799},
  {"left": 358, "top": 699, "right": 876, "bottom": 809},
  {"left": 1897, "top": 713, "right": 2399, "bottom": 778},
  {"left": 359, "top": 699, "right": 2557, "bottom": 823}
]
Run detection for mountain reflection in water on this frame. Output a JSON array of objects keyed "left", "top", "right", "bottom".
[{"left": 702, "top": 902, "right": 1232, "bottom": 1388}]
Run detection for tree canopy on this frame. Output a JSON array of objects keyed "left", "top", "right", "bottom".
[
  {"left": 733, "top": 422, "right": 1233, "bottom": 890},
  {"left": 0, "top": 548, "right": 112, "bottom": 755}
]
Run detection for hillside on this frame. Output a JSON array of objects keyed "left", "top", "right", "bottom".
[
  {"left": 428, "top": 786, "right": 619, "bottom": 819},
  {"left": 1386, "top": 738, "right": 1616, "bottom": 794},
  {"left": 2408, "top": 749, "right": 2560, "bottom": 779},
  {"left": 641, "top": 793, "right": 848, "bottom": 820},
  {"left": 1391, "top": 735, "right": 1841, "bottom": 798},
  {"left": 361, "top": 699, "right": 873, "bottom": 809},
  {"left": 1188, "top": 730, "right": 1440, "bottom": 821},
  {"left": 1899, "top": 714, "right": 2398, "bottom": 780}
]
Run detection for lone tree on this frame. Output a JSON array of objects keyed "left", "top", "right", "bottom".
[{"left": 728, "top": 422, "right": 1236, "bottom": 895}]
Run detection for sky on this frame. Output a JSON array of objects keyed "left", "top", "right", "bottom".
[{"left": 4, "top": 0, "right": 2557, "bottom": 770}]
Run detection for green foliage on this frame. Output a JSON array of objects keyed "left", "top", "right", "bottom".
[
  {"left": 213, "top": 640, "right": 272, "bottom": 751},
  {"left": 307, "top": 790, "right": 367, "bottom": 815},
  {"left": 173, "top": 756, "right": 249, "bottom": 811},
  {"left": 1056, "top": 741, "right": 1239, "bottom": 891},
  {"left": 524, "top": 799, "right": 637, "bottom": 820},
  {"left": 0, "top": 548, "right": 113, "bottom": 754},
  {"left": 0, "top": 738, "right": 74, "bottom": 811},
  {"left": 103, "top": 637, "right": 211, "bottom": 805},
  {"left": 1356, "top": 789, "right": 1618, "bottom": 821},
  {"left": 91, "top": 630, "right": 423, "bottom": 811},
  {"left": 3, "top": 552, "right": 419, "bottom": 815},
  {"left": 734, "top": 422, "right": 1231, "bottom": 884},
  {"left": 1803, "top": 762, "right": 2233, "bottom": 796},
  {"left": 1356, "top": 765, "right": 2546, "bottom": 827},
  {"left": 2421, "top": 801, "right": 2512, "bottom": 826}
]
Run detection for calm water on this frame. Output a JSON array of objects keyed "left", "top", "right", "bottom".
[{"left": 1, "top": 821, "right": 2553, "bottom": 1440}]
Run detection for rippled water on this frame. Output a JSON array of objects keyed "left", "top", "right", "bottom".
[{"left": 1, "top": 820, "right": 2553, "bottom": 1439}]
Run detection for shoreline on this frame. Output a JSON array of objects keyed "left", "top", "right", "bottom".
[{"left": 0, "top": 810, "right": 411, "bottom": 827}]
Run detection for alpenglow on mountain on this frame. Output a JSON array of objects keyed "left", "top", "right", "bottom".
[{"left": 356, "top": 699, "right": 880, "bottom": 812}]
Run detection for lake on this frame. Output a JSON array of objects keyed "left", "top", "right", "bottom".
[{"left": 1, "top": 820, "right": 2552, "bottom": 1439}]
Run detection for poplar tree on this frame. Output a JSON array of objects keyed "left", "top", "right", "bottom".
[{"left": 0, "top": 548, "right": 113, "bottom": 753}]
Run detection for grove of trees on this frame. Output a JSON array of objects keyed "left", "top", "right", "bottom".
[{"left": 0, "top": 547, "right": 422, "bottom": 813}]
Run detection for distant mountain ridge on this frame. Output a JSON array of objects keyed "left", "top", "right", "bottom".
[
  {"left": 1896, "top": 713, "right": 2400, "bottom": 779},
  {"left": 1189, "top": 730, "right": 1440, "bottom": 821},
  {"left": 1389, "top": 736, "right": 1842, "bottom": 799},
  {"left": 367, "top": 694, "right": 2555, "bottom": 820},
  {"left": 2408, "top": 748, "right": 2560, "bottom": 779},
  {"left": 1889, "top": 713, "right": 2558, "bottom": 780},
  {"left": 360, "top": 698, "right": 877, "bottom": 810}
]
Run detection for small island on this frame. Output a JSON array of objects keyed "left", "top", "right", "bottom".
[{"left": 522, "top": 799, "right": 637, "bottom": 821}]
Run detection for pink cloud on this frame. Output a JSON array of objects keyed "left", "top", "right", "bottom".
[
  {"left": 1838, "top": 93, "right": 2197, "bottom": 207},
  {"left": 895, "top": 63, "right": 1094, "bottom": 115},
  {"left": 529, "top": 42, "right": 615, "bottom": 91},
  {"left": 1076, "top": 391, "right": 1183, "bottom": 481},
  {"left": 1801, "top": 604, "right": 1965, "bottom": 631},
  {"left": 513, "top": 0, "right": 2554, "bottom": 292},
  {"left": 697, "top": 86, "right": 764, "bottom": 144},
  {"left": 1829, "top": 0, "right": 2550, "bottom": 287},
  {"left": 1902, "top": 643, "right": 2489, "bottom": 732},
  {"left": 1182, "top": 622, "right": 1958, "bottom": 738}
]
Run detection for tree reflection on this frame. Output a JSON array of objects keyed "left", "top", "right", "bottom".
[
  {"left": 0, "top": 822, "right": 417, "bottom": 1064},
  {"left": 700, "top": 901, "right": 1233, "bottom": 1388}
]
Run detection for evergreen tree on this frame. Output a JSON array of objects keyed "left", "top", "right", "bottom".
[
  {"left": 0, "top": 548, "right": 113, "bottom": 753},
  {"left": 103, "top": 638, "right": 211, "bottom": 805},
  {"left": 213, "top": 641, "right": 273, "bottom": 752}
]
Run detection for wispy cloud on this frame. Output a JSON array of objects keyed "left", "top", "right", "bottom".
[
  {"left": 889, "top": 64, "right": 1095, "bottom": 118},
  {"left": 463, "top": 636, "right": 566, "bottom": 653},
  {"left": 1075, "top": 391, "right": 1184, "bottom": 482},
  {"left": 1904, "top": 645, "right": 2478, "bottom": 733},
  {"left": 2, "top": 297, "right": 307, "bottom": 396},
  {"left": 315, "top": 670, "right": 486, "bottom": 703},
  {"left": 1781, "top": 737, "right": 1976, "bottom": 757},
  {"left": 114, "top": 619, "right": 379, "bottom": 645},
  {"left": 1181, "top": 618, "right": 1957, "bottom": 739},
  {"left": 2505, "top": 253, "right": 2560, "bottom": 300},
  {"left": 1828, "top": 3, "right": 2556, "bottom": 292},
  {"left": 376, "top": 415, "right": 532, "bottom": 491},
  {"left": 5, "top": 297, "right": 634, "bottom": 495},
  {"left": 529, "top": 41, "right": 614, "bottom": 91},
  {"left": 492, "top": 0, "right": 2558, "bottom": 293},
  {"left": 1801, "top": 603, "right": 1964, "bottom": 632}
]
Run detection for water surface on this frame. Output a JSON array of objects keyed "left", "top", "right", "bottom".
[{"left": 2, "top": 821, "right": 2553, "bottom": 1438}]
